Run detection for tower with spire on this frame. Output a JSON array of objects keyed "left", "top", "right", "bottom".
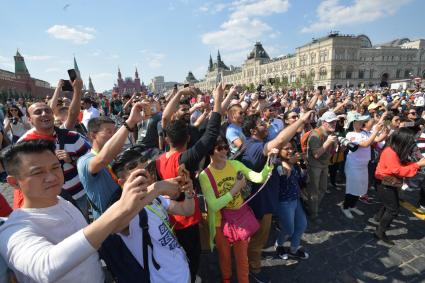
[
  {"left": 14, "top": 50, "right": 30, "bottom": 79},
  {"left": 113, "top": 67, "right": 144, "bottom": 95},
  {"left": 88, "top": 76, "right": 95, "bottom": 94},
  {"left": 73, "top": 56, "right": 81, "bottom": 79},
  {"left": 208, "top": 54, "right": 213, "bottom": 72}
]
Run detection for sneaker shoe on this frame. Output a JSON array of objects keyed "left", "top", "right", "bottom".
[
  {"left": 373, "top": 231, "right": 395, "bottom": 245},
  {"left": 276, "top": 246, "right": 288, "bottom": 260},
  {"left": 341, "top": 207, "right": 354, "bottom": 219},
  {"left": 418, "top": 205, "right": 425, "bottom": 214},
  {"left": 326, "top": 188, "right": 331, "bottom": 194},
  {"left": 195, "top": 275, "right": 202, "bottom": 283},
  {"left": 289, "top": 247, "right": 309, "bottom": 259},
  {"left": 350, "top": 207, "right": 365, "bottom": 216},
  {"left": 359, "top": 195, "right": 373, "bottom": 204},
  {"left": 249, "top": 270, "right": 271, "bottom": 283}
]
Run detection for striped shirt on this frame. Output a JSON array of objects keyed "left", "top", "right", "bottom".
[
  {"left": 417, "top": 132, "right": 425, "bottom": 157},
  {"left": 19, "top": 127, "right": 91, "bottom": 200}
]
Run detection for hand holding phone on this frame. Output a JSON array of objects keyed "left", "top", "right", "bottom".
[{"left": 62, "top": 80, "right": 73, "bottom": 92}]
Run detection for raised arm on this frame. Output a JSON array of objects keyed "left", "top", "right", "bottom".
[
  {"left": 63, "top": 79, "right": 83, "bottom": 130},
  {"left": 88, "top": 102, "right": 144, "bottom": 174},
  {"left": 48, "top": 80, "right": 64, "bottom": 113},
  {"left": 221, "top": 85, "right": 237, "bottom": 111},
  {"left": 162, "top": 88, "right": 195, "bottom": 129},
  {"left": 358, "top": 123, "right": 383, "bottom": 148},
  {"left": 179, "top": 83, "right": 224, "bottom": 171},
  {"left": 306, "top": 90, "right": 320, "bottom": 110},
  {"left": 265, "top": 110, "right": 314, "bottom": 154}
]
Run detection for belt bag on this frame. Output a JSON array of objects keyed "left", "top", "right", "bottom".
[
  {"left": 381, "top": 175, "right": 403, "bottom": 188},
  {"left": 204, "top": 167, "right": 259, "bottom": 243}
]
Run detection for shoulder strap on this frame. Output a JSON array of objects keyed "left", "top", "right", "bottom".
[
  {"left": 138, "top": 209, "right": 160, "bottom": 273},
  {"left": 204, "top": 167, "right": 220, "bottom": 197}
]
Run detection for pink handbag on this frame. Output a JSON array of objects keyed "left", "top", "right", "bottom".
[{"left": 204, "top": 168, "right": 259, "bottom": 243}]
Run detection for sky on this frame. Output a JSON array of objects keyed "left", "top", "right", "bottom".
[{"left": 1, "top": 0, "right": 424, "bottom": 92}]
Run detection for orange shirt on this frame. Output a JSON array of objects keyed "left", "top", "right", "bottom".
[{"left": 375, "top": 147, "right": 419, "bottom": 180}]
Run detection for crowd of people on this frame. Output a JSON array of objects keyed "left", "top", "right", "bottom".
[{"left": 0, "top": 76, "right": 425, "bottom": 283}]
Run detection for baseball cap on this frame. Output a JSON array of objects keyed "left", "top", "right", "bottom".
[
  {"left": 319, "top": 111, "right": 338, "bottom": 122},
  {"left": 347, "top": 112, "right": 370, "bottom": 125}
]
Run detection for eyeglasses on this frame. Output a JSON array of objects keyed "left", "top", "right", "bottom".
[
  {"left": 409, "top": 112, "right": 417, "bottom": 115},
  {"left": 216, "top": 144, "right": 229, "bottom": 152}
]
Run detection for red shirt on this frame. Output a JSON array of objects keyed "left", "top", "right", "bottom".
[
  {"left": 156, "top": 151, "right": 201, "bottom": 230},
  {"left": 0, "top": 193, "right": 12, "bottom": 217},
  {"left": 375, "top": 147, "right": 419, "bottom": 180}
]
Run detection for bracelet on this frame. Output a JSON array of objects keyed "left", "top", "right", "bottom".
[
  {"left": 185, "top": 191, "right": 195, "bottom": 199},
  {"left": 123, "top": 121, "right": 136, "bottom": 132}
]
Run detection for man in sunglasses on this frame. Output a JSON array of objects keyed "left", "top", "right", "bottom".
[
  {"left": 226, "top": 104, "right": 246, "bottom": 154},
  {"left": 77, "top": 102, "right": 146, "bottom": 219},
  {"left": 262, "top": 102, "right": 283, "bottom": 141}
]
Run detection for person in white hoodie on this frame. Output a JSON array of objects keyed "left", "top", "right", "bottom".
[{"left": 0, "top": 139, "right": 178, "bottom": 283}]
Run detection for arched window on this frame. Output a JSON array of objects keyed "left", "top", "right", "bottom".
[
  {"left": 290, "top": 72, "right": 296, "bottom": 83},
  {"left": 300, "top": 70, "right": 306, "bottom": 79},
  {"left": 310, "top": 69, "right": 315, "bottom": 79},
  {"left": 319, "top": 67, "right": 327, "bottom": 80}
]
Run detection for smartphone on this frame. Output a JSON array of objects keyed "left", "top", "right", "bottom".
[
  {"left": 204, "top": 95, "right": 210, "bottom": 104},
  {"left": 62, "top": 80, "right": 73, "bottom": 91},
  {"left": 184, "top": 83, "right": 190, "bottom": 88},
  {"left": 68, "top": 69, "right": 77, "bottom": 82},
  {"left": 384, "top": 120, "right": 391, "bottom": 127}
]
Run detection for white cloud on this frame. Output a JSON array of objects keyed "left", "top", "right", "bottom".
[
  {"left": 0, "top": 55, "right": 14, "bottom": 69},
  {"left": 201, "top": 0, "right": 289, "bottom": 64},
  {"left": 46, "top": 25, "right": 96, "bottom": 44},
  {"left": 22, "top": 54, "right": 54, "bottom": 61},
  {"left": 301, "top": 0, "right": 412, "bottom": 33}
]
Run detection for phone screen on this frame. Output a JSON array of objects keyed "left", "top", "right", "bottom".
[
  {"left": 68, "top": 69, "right": 77, "bottom": 82},
  {"left": 204, "top": 95, "right": 210, "bottom": 104},
  {"left": 62, "top": 80, "right": 73, "bottom": 92}
]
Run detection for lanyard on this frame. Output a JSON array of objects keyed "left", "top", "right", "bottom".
[
  {"left": 90, "top": 149, "right": 121, "bottom": 187},
  {"left": 145, "top": 201, "right": 174, "bottom": 235}
]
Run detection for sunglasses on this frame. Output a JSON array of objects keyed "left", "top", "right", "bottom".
[
  {"left": 216, "top": 144, "right": 229, "bottom": 151},
  {"left": 409, "top": 112, "right": 417, "bottom": 115}
]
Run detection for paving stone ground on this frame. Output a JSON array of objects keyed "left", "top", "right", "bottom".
[
  {"left": 198, "top": 184, "right": 425, "bottom": 283},
  {"left": 1, "top": 181, "right": 424, "bottom": 283}
]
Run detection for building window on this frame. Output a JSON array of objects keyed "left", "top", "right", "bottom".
[
  {"left": 300, "top": 70, "right": 306, "bottom": 79},
  {"left": 290, "top": 72, "right": 296, "bottom": 83},
  {"left": 404, "top": 69, "right": 411, "bottom": 78},
  {"left": 396, "top": 69, "right": 401, "bottom": 79},
  {"left": 346, "top": 70, "right": 352, "bottom": 79},
  {"left": 319, "top": 67, "right": 327, "bottom": 80},
  {"left": 359, "top": 70, "right": 365, "bottom": 79},
  {"left": 370, "top": 69, "right": 375, "bottom": 79},
  {"left": 334, "top": 70, "right": 342, "bottom": 79},
  {"left": 310, "top": 53, "right": 316, "bottom": 64},
  {"left": 310, "top": 69, "right": 315, "bottom": 79}
]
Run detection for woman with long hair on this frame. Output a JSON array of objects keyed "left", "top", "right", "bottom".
[
  {"left": 341, "top": 113, "right": 384, "bottom": 218},
  {"left": 374, "top": 128, "right": 425, "bottom": 244},
  {"left": 199, "top": 136, "right": 271, "bottom": 283},
  {"left": 3, "top": 105, "right": 31, "bottom": 143}
]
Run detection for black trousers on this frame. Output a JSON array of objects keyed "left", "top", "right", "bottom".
[
  {"left": 420, "top": 186, "right": 425, "bottom": 207},
  {"left": 175, "top": 224, "right": 201, "bottom": 283},
  {"left": 375, "top": 185, "right": 400, "bottom": 234},
  {"left": 343, "top": 194, "right": 359, "bottom": 209}
]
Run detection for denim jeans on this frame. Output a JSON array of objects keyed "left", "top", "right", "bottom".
[{"left": 276, "top": 198, "right": 307, "bottom": 248}]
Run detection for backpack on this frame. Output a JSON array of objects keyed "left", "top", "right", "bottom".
[{"left": 300, "top": 128, "right": 324, "bottom": 154}]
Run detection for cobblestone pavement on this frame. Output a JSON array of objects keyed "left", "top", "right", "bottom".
[
  {"left": 199, "top": 184, "right": 425, "bottom": 283},
  {"left": 2, "top": 182, "right": 424, "bottom": 283}
]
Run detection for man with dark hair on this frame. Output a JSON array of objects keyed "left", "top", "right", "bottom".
[
  {"left": 78, "top": 104, "right": 145, "bottom": 219},
  {"left": 18, "top": 98, "right": 91, "bottom": 213},
  {"left": 0, "top": 139, "right": 156, "bottom": 283},
  {"left": 156, "top": 84, "right": 224, "bottom": 283},
  {"left": 82, "top": 97, "right": 100, "bottom": 129},
  {"left": 239, "top": 110, "right": 313, "bottom": 283}
]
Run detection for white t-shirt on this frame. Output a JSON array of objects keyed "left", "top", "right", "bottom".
[
  {"left": 119, "top": 196, "right": 190, "bottom": 283},
  {"left": 0, "top": 197, "right": 104, "bottom": 283},
  {"left": 82, "top": 106, "right": 100, "bottom": 129},
  {"left": 346, "top": 130, "right": 371, "bottom": 166}
]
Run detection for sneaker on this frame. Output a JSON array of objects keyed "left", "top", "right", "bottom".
[
  {"left": 359, "top": 195, "right": 373, "bottom": 204},
  {"left": 350, "top": 207, "right": 364, "bottom": 216},
  {"left": 418, "top": 205, "right": 425, "bottom": 214},
  {"left": 341, "top": 207, "right": 354, "bottom": 219},
  {"left": 374, "top": 231, "right": 395, "bottom": 245},
  {"left": 194, "top": 275, "right": 202, "bottom": 283},
  {"left": 289, "top": 247, "right": 309, "bottom": 259},
  {"left": 326, "top": 188, "right": 331, "bottom": 194},
  {"left": 249, "top": 270, "right": 271, "bottom": 283},
  {"left": 276, "top": 246, "right": 288, "bottom": 260}
]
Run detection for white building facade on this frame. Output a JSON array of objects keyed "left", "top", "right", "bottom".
[{"left": 195, "top": 33, "right": 425, "bottom": 91}]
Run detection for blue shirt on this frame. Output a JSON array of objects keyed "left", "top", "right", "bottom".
[
  {"left": 226, "top": 123, "right": 246, "bottom": 154},
  {"left": 239, "top": 137, "right": 280, "bottom": 219},
  {"left": 77, "top": 152, "right": 120, "bottom": 219},
  {"left": 266, "top": 118, "right": 284, "bottom": 141},
  {"left": 277, "top": 165, "right": 304, "bottom": 202}
]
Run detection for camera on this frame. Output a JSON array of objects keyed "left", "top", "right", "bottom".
[
  {"left": 337, "top": 136, "right": 358, "bottom": 152},
  {"left": 256, "top": 84, "right": 263, "bottom": 92}
]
